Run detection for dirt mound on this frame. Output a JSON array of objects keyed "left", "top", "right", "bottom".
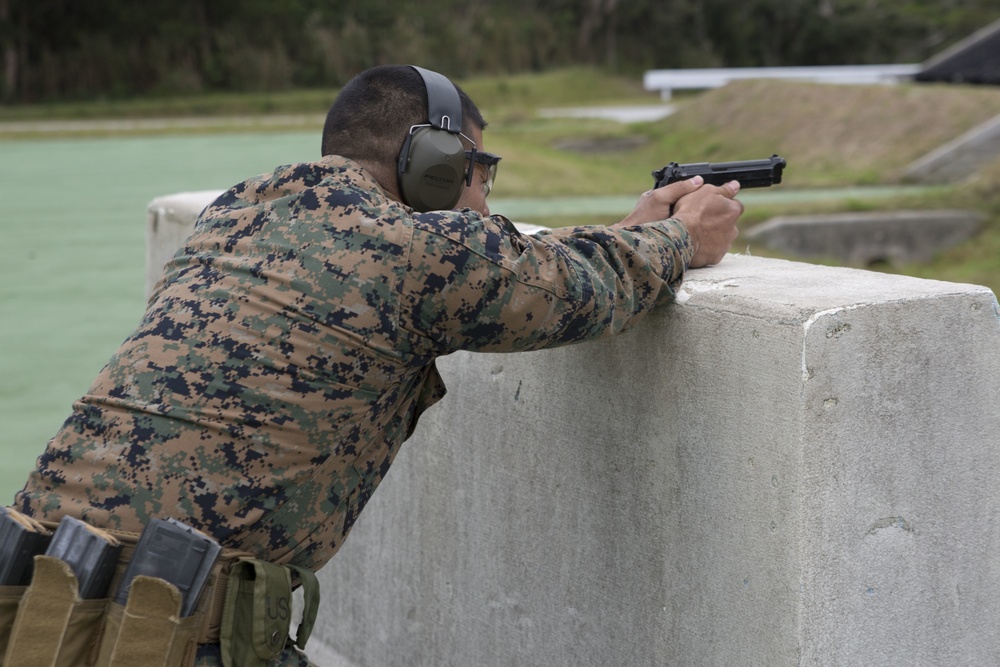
[{"left": 662, "top": 80, "right": 1000, "bottom": 186}]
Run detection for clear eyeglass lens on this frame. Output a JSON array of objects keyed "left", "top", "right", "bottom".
[{"left": 483, "top": 164, "right": 497, "bottom": 197}]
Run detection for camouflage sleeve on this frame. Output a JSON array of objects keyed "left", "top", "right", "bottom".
[{"left": 399, "top": 212, "right": 694, "bottom": 354}]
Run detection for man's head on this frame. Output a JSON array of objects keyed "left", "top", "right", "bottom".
[{"left": 321, "top": 65, "right": 493, "bottom": 213}]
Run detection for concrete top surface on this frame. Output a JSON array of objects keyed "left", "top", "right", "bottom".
[{"left": 679, "top": 254, "right": 997, "bottom": 318}]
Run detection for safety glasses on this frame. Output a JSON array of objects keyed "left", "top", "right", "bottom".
[{"left": 465, "top": 150, "right": 502, "bottom": 197}]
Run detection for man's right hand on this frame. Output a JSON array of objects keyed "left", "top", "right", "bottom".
[
  {"left": 613, "top": 175, "right": 744, "bottom": 269},
  {"left": 671, "top": 179, "right": 743, "bottom": 268}
]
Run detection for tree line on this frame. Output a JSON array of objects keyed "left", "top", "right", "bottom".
[{"left": 2, "top": 0, "right": 997, "bottom": 104}]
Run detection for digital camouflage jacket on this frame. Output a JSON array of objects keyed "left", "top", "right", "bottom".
[{"left": 16, "top": 155, "right": 693, "bottom": 571}]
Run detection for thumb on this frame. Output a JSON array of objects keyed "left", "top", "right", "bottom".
[
  {"left": 718, "top": 179, "right": 742, "bottom": 198},
  {"left": 658, "top": 175, "right": 704, "bottom": 205}
]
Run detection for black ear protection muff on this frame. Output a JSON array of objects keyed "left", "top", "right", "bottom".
[{"left": 397, "top": 66, "right": 476, "bottom": 212}]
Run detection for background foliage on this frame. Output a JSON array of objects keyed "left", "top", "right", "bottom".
[{"left": 2, "top": 0, "right": 998, "bottom": 103}]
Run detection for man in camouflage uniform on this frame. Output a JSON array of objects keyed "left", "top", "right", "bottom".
[{"left": 13, "top": 65, "right": 742, "bottom": 665}]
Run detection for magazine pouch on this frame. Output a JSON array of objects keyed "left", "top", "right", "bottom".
[
  {"left": 0, "top": 584, "right": 26, "bottom": 663},
  {"left": 2, "top": 555, "right": 108, "bottom": 667},
  {"left": 93, "top": 575, "right": 201, "bottom": 667}
]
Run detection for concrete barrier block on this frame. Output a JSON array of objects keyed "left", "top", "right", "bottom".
[
  {"left": 312, "top": 256, "right": 1000, "bottom": 666},
  {"left": 745, "top": 209, "right": 983, "bottom": 265}
]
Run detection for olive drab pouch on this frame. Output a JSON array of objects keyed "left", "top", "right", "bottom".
[
  {"left": 284, "top": 564, "right": 319, "bottom": 651},
  {"left": 93, "top": 575, "right": 202, "bottom": 667},
  {"left": 219, "top": 559, "right": 320, "bottom": 667},
  {"left": 2, "top": 556, "right": 109, "bottom": 667}
]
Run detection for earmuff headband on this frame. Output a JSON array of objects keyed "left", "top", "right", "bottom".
[{"left": 411, "top": 66, "right": 463, "bottom": 134}]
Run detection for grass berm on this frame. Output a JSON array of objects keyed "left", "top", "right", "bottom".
[{"left": 3, "top": 65, "right": 1000, "bottom": 300}]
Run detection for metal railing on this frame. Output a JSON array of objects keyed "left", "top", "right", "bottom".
[{"left": 643, "top": 64, "right": 922, "bottom": 99}]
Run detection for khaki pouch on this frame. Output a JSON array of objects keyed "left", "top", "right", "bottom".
[
  {"left": 2, "top": 556, "right": 108, "bottom": 667},
  {"left": 219, "top": 560, "right": 319, "bottom": 667},
  {"left": 0, "top": 585, "right": 27, "bottom": 664},
  {"left": 93, "top": 576, "right": 201, "bottom": 667}
]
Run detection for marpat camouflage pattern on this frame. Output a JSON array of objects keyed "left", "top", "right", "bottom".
[{"left": 16, "top": 155, "right": 693, "bottom": 573}]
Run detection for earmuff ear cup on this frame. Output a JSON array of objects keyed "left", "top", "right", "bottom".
[{"left": 398, "top": 127, "right": 466, "bottom": 212}]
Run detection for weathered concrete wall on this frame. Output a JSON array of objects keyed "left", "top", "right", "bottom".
[
  {"left": 745, "top": 209, "right": 983, "bottom": 265},
  {"left": 148, "top": 194, "right": 1000, "bottom": 666},
  {"left": 314, "top": 259, "right": 1000, "bottom": 667}
]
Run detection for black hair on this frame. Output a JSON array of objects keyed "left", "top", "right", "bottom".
[{"left": 320, "top": 65, "right": 486, "bottom": 164}]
